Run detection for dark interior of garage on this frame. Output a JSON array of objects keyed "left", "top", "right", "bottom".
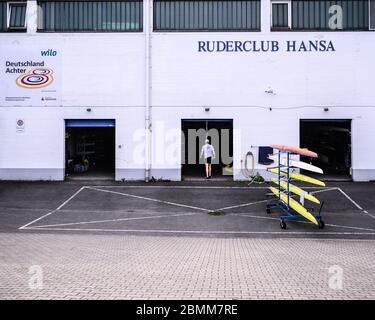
[
  {"left": 65, "top": 120, "right": 115, "bottom": 178},
  {"left": 300, "top": 119, "right": 351, "bottom": 176},
  {"left": 181, "top": 119, "right": 233, "bottom": 179}
]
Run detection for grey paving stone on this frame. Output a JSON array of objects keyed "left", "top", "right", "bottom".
[{"left": 0, "top": 233, "right": 374, "bottom": 299}]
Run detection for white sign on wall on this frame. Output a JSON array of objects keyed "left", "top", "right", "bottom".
[
  {"left": 16, "top": 119, "right": 25, "bottom": 133},
  {"left": 0, "top": 46, "right": 61, "bottom": 106}
]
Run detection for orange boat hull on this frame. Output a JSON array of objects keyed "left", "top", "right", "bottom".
[{"left": 271, "top": 144, "right": 318, "bottom": 158}]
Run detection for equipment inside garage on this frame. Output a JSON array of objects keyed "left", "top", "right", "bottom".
[
  {"left": 181, "top": 119, "right": 233, "bottom": 179},
  {"left": 65, "top": 120, "right": 115, "bottom": 178},
  {"left": 300, "top": 120, "right": 351, "bottom": 176}
]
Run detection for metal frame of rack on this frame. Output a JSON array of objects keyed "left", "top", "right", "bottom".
[{"left": 266, "top": 150, "right": 325, "bottom": 230}]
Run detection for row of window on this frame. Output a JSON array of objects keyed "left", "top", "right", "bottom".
[
  {"left": 273, "top": 0, "right": 370, "bottom": 31},
  {"left": 1, "top": 0, "right": 375, "bottom": 32},
  {"left": 0, "top": 1, "right": 27, "bottom": 30},
  {"left": 155, "top": 0, "right": 260, "bottom": 31},
  {"left": 38, "top": 1, "right": 143, "bottom": 31}
]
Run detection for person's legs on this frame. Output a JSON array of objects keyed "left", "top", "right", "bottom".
[{"left": 205, "top": 157, "right": 212, "bottom": 178}]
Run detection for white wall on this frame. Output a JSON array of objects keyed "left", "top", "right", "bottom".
[
  {"left": 0, "top": 34, "right": 145, "bottom": 107},
  {"left": 151, "top": 32, "right": 375, "bottom": 108},
  {"left": 149, "top": 31, "right": 375, "bottom": 181},
  {"left": 1, "top": 0, "right": 375, "bottom": 181},
  {"left": 150, "top": 106, "right": 375, "bottom": 182},
  {"left": 0, "top": 106, "right": 148, "bottom": 180},
  {"left": 0, "top": 32, "right": 147, "bottom": 180}
]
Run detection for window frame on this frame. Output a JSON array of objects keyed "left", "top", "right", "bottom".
[
  {"left": 153, "top": 0, "right": 261, "bottom": 33},
  {"left": 271, "top": 0, "right": 291, "bottom": 31},
  {"left": 7, "top": 1, "right": 27, "bottom": 31},
  {"left": 290, "top": 0, "right": 370, "bottom": 32},
  {"left": 36, "top": 0, "right": 143, "bottom": 33}
]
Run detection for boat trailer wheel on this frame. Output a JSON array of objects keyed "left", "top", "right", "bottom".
[
  {"left": 280, "top": 220, "right": 287, "bottom": 230},
  {"left": 318, "top": 220, "right": 325, "bottom": 229}
]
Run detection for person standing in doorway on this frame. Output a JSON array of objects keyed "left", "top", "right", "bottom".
[{"left": 200, "top": 139, "right": 216, "bottom": 179}]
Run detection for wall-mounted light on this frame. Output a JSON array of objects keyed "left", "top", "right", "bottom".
[
  {"left": 324, "top": 107, "right": 329, "bottom": 112},
  {"left": 86, "top": 108, "right": 92, "bottom": 112},
  {"left": 265, "top": 86, "right": 276, "bottom": 95},
  {"left": 205, "top": 107, "right": 210, "bottom": 112}
]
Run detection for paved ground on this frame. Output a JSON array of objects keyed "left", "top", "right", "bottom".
[
  {"left": 0, "top": 233, "right": 374, "bottom": 300},
  {"left": 1, "top": 181, "right": 375, "bottom": 238},
  {"left": 0, "top": 181, "right": 375, "bottom": 299}
]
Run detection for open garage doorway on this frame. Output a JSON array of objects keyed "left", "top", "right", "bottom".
[
  {"left": 181, "top": 119, "right": 233, "bottom": 180},
  {"left": 65, "top": 120, "right": 115, "bottom": 180},
  {"left": 300, "top": 119, "right": 352, "bottom": 178}
]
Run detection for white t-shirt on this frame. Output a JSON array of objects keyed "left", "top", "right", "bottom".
[{"left": 201, "top": 143, "right": 215, "bottom": 159}]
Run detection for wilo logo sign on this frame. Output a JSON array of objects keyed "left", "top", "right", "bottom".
[
  {"left": 0, "top": 45, "right": 61, "bottom": 106},
  {"left": 41, "top": 49, "right": 57, "bottom": 57}
]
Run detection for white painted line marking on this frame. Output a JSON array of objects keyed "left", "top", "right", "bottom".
[
  {"left": 30, "top": 212, "right": 200, "bottom": 229},
  {"left": 0, "top": 207, "right": 52, "bottom": 212},
  {"left": 365, "top": 212, "right": 375, "bottom": 219},
  {"left": 214, "top": 188, "right": 336, "bottom": 212},
  {"left": 310, "top": 187, "right": 339, "bottom": 194},
  {"left": 57, "top": 208, "right": 165, "bottom": 215},
  {"left": 18, "top": 184, "right": 375, "bottom": 236},
  {"left": 55, "top": 187, "right": 87, "bottom": 211},
  {"left": 324, "top": 223, "right": 375, "bottom": 232},
  {"left": 215, "top": 199, "right": 271, "bottom": 211},
  {"left": 337, "top": 188, "right": 375, "bottom": 220},
  {"left": 362, "top": 210, "right": 375, "bottom": 219},
  {"left": 86, "top": 186, "right": 209, "bottom": 212},
  {"left": 337, "top": 188, "right": 364, "bottom": 210},
  {"left": 18, "top": 187, "right": 86, "bottom": 230},
  {"left": 29, "top": 210, "right": 375, "bottom": 233},
  {"left": 21, "top": 226, "right": 375, "bottom": 236},
  {"left": 231, "top": 213, "right": 375, "bottom": 232},
  {"left": 231, "top": 213, "right": 279, "bottom": 221}
]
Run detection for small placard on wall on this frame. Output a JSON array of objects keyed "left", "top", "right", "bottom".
[{"left": 16, "top": 119, "right": 25, "bottom": 133}]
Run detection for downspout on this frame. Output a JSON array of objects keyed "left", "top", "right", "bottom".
[
  {"left": 27, "top": 1, "right": 38, "bottom": 34},
  {"left": 144, "top": 0, "right": 152, "bottom": 182},
  {"left": 261, "top": 0, "right": 271, "bottom": 33}
]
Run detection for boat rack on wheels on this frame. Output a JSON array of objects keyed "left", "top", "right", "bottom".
[{"left": 266, "top": 149, "right": 325, "bottom": 230}]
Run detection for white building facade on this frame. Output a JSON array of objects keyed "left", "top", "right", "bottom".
[{"left": 1, "top": 0, "right": 375, "bottom": 181}]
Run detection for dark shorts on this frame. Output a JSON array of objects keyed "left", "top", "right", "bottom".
[{"left": 205, "top": 157, "right": 212, "bottom": 164}]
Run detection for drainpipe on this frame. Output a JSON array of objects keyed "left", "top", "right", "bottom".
[
  {"left": 261, "top": 0, "right": 271, "bottom": 33},
  {"left": 144, "top": 0, "right": 152, "bottom": 182},
  {"left": 27, "top": 0, "right": 37, "bottom": 34}
]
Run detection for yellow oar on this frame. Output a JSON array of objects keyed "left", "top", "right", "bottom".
[
  {"left": 269, "top": 187, "right": 319, "bottom": 225},
  {"left": 268, "top": 168, "right": 326, "bottom": 187},
  {"left": 271, "top": 178, "right": 320, "bottom": 204}
]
